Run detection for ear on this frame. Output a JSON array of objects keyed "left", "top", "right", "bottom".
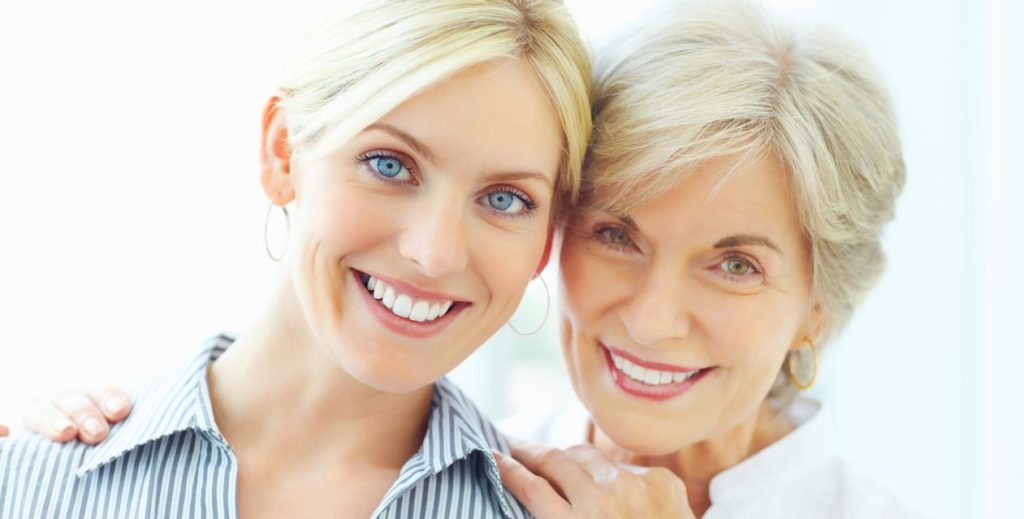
[
  {"left": 534, "top": 228, "right": 556, "bottom": 277},
  {"left": 260, "top": 96, "right": 296, "bottom": 205},
  {"left": 791, "top": 300, "right": 828, "bottom": 351}
]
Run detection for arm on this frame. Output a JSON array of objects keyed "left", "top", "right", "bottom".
[{"left": 22, "top": 385, "right": 132, "bottom": 444}]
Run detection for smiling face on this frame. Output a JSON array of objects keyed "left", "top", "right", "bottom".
[
  {"left": 269, "top": 59, "right": 562, "bottom": 394},
  {"left": 559, "top": 154, "right": 821, "bottom": 454}
]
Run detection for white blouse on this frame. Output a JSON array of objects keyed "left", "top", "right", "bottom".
[{"left": 500, "top": 398, "right": 925, "bottom": 518}]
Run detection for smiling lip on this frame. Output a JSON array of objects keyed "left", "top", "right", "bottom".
[
  {"left": 604, "top": 345, "right": 703, "bottom": 372},
  {"left": 601, "top": 343, "right": 714, "bottom": 401},
  {"left": 352, "top": 269, "right": 468, "bottom": 339},
  {"left": 361, "top": 270, "right": 467, "bottom": 303}
]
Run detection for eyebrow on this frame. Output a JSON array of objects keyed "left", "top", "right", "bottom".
[
  {"left": 714, "top": 234, "right": 783, "bottom": 255},
  {"left": 484, "top": 171, "right": 553, "bottom": 188},
  {"left": 365, "top": 123, "right": 436, "bottom": 164},
  {"left": 365, "top": 123, "right": 553, "bottom": 188}
]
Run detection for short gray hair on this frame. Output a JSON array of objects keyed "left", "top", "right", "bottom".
[{"left": 581, "top": 0, "right": 905, "bottom": 400}]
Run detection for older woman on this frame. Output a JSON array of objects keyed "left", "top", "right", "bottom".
[
  {"left": 492, "top": 2, "right": 916, "bottom": 517},
  {"left": 12, "top": 1, "right": 917, "bottom": 517}
]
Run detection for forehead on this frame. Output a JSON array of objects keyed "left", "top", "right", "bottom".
[
  {"left": 629, "top": 154, "right": 804, "bottom": 246},
  {"left": 372, "top": 59, "right": 562, "bottom": 178}
]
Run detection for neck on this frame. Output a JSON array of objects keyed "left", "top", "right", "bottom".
[
  {"left": 591, "top": 402, "right": 794, "bottom": 518},
  {"left": 206, "top": 277, "right": 434, "bottom": 470}
]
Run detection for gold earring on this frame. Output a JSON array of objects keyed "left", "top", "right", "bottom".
[{"left": 787, "top": 337, "right": 819, "bottom": 391}]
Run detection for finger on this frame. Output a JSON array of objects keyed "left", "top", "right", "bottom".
[
  {"left": 23, "top": 401, "right": 78, "bottom": 442},
  {"left": 494, "top": 452, "right": 571, "bottom": 519},
  {"left": 83, "top": 383, "right": 132, "bottom": 423},
  {"left": 53, "top": 391, "right": 110, "bottom": 445},
  {"left": 562, "top": 444, "right": 622, "bottom": 484},
  {"left": 0, "top": 424, "right": 9, "bottom": 437},
  {"left": 510, "top": 440, "right": 592, "bottom": 502}
]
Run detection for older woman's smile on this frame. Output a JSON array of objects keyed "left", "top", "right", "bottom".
[{"left": 600, "top": 342, "right": 716, "bottom": 401}]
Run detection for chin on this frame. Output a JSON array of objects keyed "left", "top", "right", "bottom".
[
  {"left": 593, "top": 411, "right": 696, "bottom": 456},
  {"left": 351, "top": 362, "right": 438, "bottom": 394},
  {"left": 335, "top": 344, "right": 442, "bottom": 394}
]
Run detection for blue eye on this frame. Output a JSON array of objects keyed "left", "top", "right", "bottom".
[
  {"left": 359, "top": 151, "right": 414, "bottom": 182},
  {"left": 488, "top": 191, "right": 518, "bottom": 212},
  {"left": 480, "top": 188, "right": 536, "bottom": 217},
  {"left": 375, "top": 157, "right": 406, "bottom": 178}
]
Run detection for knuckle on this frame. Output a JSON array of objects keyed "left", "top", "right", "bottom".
[
  {"left": 564, "top": 444, "right": 595, "bottom": 458},
  {"left": 535, "top": 448, "right": 566, "bottom": 467},
  {"left": 56, "top": 390, "right": 92, "bottom": 410},
  {"left": 645, "top": 467, "right": 684, "bottom": 489},
  {"left": 522, "top": 476, "right": 550, "bottom": 502}
]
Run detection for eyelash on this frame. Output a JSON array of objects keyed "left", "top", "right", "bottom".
[
  {"left": 480, "top": 185, "right": 539, "bottom": 220},
  {"left": 716, "top": 254, "right": 764, "bottom": 283},
  {"left": 593, "top": 224, "right": 638, "bottom": 253},
  {"left": 592, "top": 224, "right": 764, "bottom": 282},
  {"left": 358, "top": 150, "right": 539, "bottom": 220},
  {"left": 357, "top": 150, "right": 416, "bottom": 185}
]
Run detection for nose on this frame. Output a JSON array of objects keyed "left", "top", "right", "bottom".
[
  {"left": 619, "top": 264, "right": 692, "bottom": 347},
  {"left": 397, "top": 197, "right": 470, "bottom": 278}
]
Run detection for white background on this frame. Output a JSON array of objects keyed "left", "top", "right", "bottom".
[{"left": 0, "top": 1, "right": 1020, "bottom": 518}]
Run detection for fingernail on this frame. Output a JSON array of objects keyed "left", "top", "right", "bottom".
[
  {"left": 105, "top": 396, "right": 126, "bottom": 415},
  {"left": 53, "top": 419, "right": 75, "bottom": 436},
  {"left": 83, "top": 417, "right": 104, "bottom": 436}
]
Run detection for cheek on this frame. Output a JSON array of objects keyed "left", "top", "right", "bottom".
[
  {"left": 297, "top": 184, "right": 393, "bottom": 256},
  {"left": 701, "top": 295, "right": 801, "bottom": 376},
  {"left": 558, "top": 238, "right": 612, "bottom": 328}
]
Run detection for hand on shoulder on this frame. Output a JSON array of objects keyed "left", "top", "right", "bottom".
[
  {"left": 496, "top": 440, "right": 696, "bottom": 519},
  {"left": 22, "top": 384, "right": 132, "bottom": 445}
]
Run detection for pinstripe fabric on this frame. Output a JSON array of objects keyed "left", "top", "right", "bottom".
[{"left": 0, "top": 335, "right": 531, "bottom": 519}]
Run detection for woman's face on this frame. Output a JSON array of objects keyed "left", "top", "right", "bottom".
[
  {"left": 559, "top": 154, "right": 819, "bottom": 455},
  {"left": 275, "top": 60, "right": 562, "bottom": 393}
]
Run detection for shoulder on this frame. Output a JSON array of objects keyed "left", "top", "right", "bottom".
[
  {"left": 0, "top": 433, "right": 93, "bottom": 515},
  {"left": 1, "top": 433, "right": 92, "bottom": 480},
  {"left": 433, "top": 377, "right": 512, "bottom": 452},
  {"left": 791, "top": 458, "right": 927, "bottom": 518}
]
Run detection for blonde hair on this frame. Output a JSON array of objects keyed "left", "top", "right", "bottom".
[
  {"left": 278, "top": 0, "right": 591, "bottom": 222},
  {"left": 583, "top": 1, "right": 905, "bottom": 391}
]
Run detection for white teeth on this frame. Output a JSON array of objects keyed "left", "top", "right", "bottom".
[
  {"left": 610, "top": 352, "right": 699, "bottom": 386},
  {"left": 361, "top": 274, "right": 456, "bottom": 323},
  {"left": 409, "top": 300, "right": 430, "bottom": 322},
  {"left": 643, "top": 369, "right": 660, "bottom": 385},
  {"left": 393, "top": 295, "right": 413, "bottom": 318}
]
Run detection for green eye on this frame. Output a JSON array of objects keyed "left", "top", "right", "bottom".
[
  {"left": 724, "top": 259, "right": 754, "bottom": 276},
  {"left": 599, "top": 227, "right": 635, "bottom": 249}
]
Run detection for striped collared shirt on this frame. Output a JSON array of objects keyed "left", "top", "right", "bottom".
[{"left": 0, "top": 335, "right": 530, "bottom": 519}]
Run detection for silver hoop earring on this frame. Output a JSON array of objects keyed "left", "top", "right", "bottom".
[
  {"left": 508, "top": 275, "right": 551, "bottom": 336},
  {"left": 264, "top": 202, "right": 290, "bottom": 262}
]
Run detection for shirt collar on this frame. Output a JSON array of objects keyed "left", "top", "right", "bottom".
[
  {"left": 75, "top": 335, "right": 232, "bottom": 477},
  {"left": 375, "top": 377, "right": 518, "bottom": 518},
  {"left": 73, "top": 336, "right": 519, "bottom": 516},
  {"left": 708, "top": 398, "right": 834, "bottom": 502}
]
